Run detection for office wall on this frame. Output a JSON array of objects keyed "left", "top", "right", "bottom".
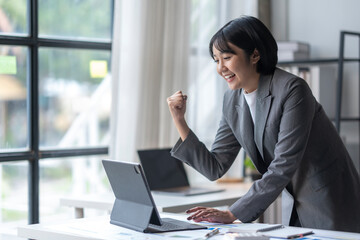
[
  {"left": 272, "top": 0, "right": 360, "bottom": 116},
  {"left": 271, "top": 0, "right": 360, "bottom": 171}
]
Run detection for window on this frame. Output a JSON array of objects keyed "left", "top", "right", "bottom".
[
  {"left": 0, "top": 0, "right": 114, "bottom": 234},
  {"left": 188, "top": 0, "right": 228, "bottom": 147},
  {"left": 38, "top": 48, "right": 111, "bottom": 148},
  {"left": 39, "top": 156, "right": 110, "bottom": 222},
  {"left": 0, "top": 45, "right": 28, "bottom": 150},
  {"left": 187, "top": 0, "right": 245, "bottom": 183}
]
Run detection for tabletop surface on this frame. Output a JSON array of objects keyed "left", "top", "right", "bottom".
[{"left": 18, "top": 212, "right": 360, "bottom": 240}]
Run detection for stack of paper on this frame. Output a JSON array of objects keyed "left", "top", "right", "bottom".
[{"left": 277, "top": 41, "right": 310, "bottom": 61}]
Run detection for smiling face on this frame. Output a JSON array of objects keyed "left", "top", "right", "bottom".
[{"left": 212, "top": 42, "right": 260, "bottom": 92}]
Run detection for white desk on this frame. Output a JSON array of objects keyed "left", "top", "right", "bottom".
[
  {"left": 60, "top": 182, "right": 252, "bottom": 218},
  {"left": 18, "top": 213, "right": 360, "bottom": 240}
]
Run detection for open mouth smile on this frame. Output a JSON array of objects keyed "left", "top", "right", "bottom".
[{"left": 224, "top": 74, "right": 235, "bottom": 82}]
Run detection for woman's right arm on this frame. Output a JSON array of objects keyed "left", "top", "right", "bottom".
[
  {"left": 167, "top": 90, "right": 241, "bottom": 180},
  {"left": 170, "top": 116, "right": 241, "bottom": 181},
  {"left": 167, "top": 90, "right": 190, "bottom": 141}
]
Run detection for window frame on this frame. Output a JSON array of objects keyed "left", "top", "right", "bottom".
[{"left": 0, "top": 0, "right": 114, "bottom": 224}]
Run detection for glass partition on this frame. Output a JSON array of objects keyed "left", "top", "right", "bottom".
[
  {"left": 0, "top": 45, "right": 28, "bottom": 151},
  {"left": 38, "top": 47, "right": 111, "bottom": 149},
  {"left": 38, "top": 0, "right": 112, "bottom": 41},
  {"left": 0, "top": 161, "right": 28, "bottom": 236},
  {"left": 39, "top": 155, "right": 111, "bottom": 221},
  {"left": 0, "top": 0, "right": 28, "bottom": 36}
]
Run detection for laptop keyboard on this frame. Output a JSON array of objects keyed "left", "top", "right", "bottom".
[
  {"left": 148, "top": 221, "right": 187, "bottom": 231},
  {"left": 147, "top": 218, "right": 205, "bottom": 232}
]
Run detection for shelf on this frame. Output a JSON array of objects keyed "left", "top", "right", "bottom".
[
  {"left": 278, "top": 58, "right": 360, "bottom": 65},
  {"left": 278, "top": 58, "right": 338, "bottom": 65},
  {"left": 330, "top": 117, "right": 360, "bottom": 122},
  {"left": 276, "top": 31, "right": 360, "bottom": 170}
]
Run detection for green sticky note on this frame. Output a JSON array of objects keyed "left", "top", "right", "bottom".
[{"left": 0, "top": 56, "right": 17, "bottom": 74}]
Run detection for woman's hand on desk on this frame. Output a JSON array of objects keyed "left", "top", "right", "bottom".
[{"left": 186, "top": 206, "right": 237, "bottom": 224}]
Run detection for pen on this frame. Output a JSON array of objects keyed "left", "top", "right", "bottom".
[
  {"left": 205, "top": 228, "right": 220, "bottom": 238},
  {"left": 287, "top": 231, "right": 314, "bottom": 239},
  {"left": 256, "top": 224, "right": 284, "bottom": 232}
]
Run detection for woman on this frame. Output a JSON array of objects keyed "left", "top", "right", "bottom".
[{"left": 167, "top": 16, "right": 360, "bottom": 232}]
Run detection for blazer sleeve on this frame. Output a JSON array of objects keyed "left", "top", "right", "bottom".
[
  {"left": 229, "top": 79, "right": 316, "bottom": 222},
  {"left": 171, "top": 114, "right": 241, "bottom": 181}
]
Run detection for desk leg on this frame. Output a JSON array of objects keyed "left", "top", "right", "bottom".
[{"left": 75, "top": 207, "right": 84, "bottom": 218}]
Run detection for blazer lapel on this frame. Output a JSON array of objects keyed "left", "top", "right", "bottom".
[{"left": 254, "top": 73, "right": 273, "bottom": 159}]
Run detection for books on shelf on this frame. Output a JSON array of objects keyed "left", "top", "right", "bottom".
[{"left": 277, "top": 41, "right": 310, "bottom": 61}]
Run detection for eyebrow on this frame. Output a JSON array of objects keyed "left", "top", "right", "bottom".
[{"left": 213, "top": 50, "right": 234, "bottom": 58}]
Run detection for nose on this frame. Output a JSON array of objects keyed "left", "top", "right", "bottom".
[{"left": 217, "top": 60, "right": 227, "bottom": 73}]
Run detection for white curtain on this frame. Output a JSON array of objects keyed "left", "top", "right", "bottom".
[
  {"left": 110, "top": 0, "right": 258, "bottom": 182},
  {"left": 186, "top": 0, "right": 258, "bottom": 182},
  {"left": 188, "top": 1, "right": 259, "bottom": 144},
  {"left": 110, "top": 0, "right": 190, "bottom": 162}
]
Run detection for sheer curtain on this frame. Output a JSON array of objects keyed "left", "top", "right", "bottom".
[
  {"left": 187, "top": 0, "right": 259, "bottom": 182},
  {"left": 110, "top": 0, "right": 190, "bottom": 162},
  {"left": 110, "top": 0, "right": 259, "bottom": 181},
  {"left": 109, "top": 0, "right": 281, "bottom": 223}
]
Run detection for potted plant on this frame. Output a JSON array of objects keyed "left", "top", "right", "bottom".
[{"left": 244, "top": 156, "right": 261, "bottom": 181}]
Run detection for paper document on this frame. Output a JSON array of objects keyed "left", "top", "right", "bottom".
[{"left": 226, "top": 223, "right": 313, "bottom": 239}]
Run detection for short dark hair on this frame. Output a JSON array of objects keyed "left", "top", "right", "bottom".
[{"left": 209, "top": 16, "right": 278, "bottom": 75}]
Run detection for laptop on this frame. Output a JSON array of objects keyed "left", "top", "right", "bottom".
[
  {"left": 102, "top": 159, "right": 207, "bottom": 233},
  {"left": 137, "top": 148, "right": 224, "bottom": 196}
]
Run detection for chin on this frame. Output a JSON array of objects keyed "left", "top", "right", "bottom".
[{"left": 228, "top": 83, "right": 241, "bottom": 90}]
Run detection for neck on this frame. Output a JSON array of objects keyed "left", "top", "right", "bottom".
[{"left": 244, "top": 72, "right": 260, "bottom": 93}]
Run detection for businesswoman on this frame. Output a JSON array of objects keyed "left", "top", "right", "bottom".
[{"left": 167, "top": 16, "right": 360, "bottom": 232}]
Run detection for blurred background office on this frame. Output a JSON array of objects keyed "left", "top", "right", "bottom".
[{"left": 0, "top": 0, "right": 359, "bottom": 239}]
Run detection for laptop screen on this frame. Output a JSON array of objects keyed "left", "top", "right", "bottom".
[
  {"left": 102, "top": 159, "right": 207, "bottom": 233},
  {"left": 137, "top": 148, "right": 189, "bottom": 190}
]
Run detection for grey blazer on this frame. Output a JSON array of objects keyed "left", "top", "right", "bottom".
[{"left": 171, "top": 68, "right": 360, "bottom": 232}]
